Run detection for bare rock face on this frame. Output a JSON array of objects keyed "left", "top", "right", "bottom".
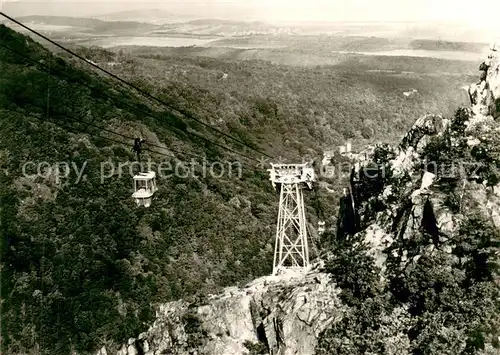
[
  {"left": 103, "top": 270, "right": 345, "bottom": 355},
  {"left": 486, "top": 42, "right": 500, "bottom": 118},
  {"left": 468, "top": 41, "right": 500, "bottom": 119}
]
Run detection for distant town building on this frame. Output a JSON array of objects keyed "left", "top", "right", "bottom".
[
  {"left": 338, "top": 141, "right": 352, "bottom": 155},
  {"left": 403, "top": 89, "right": 418, "bottom": 98},
  {"left": 321, "top": 150, "right": 336, "bottom": 166},
  {"left": 318, "top": 221, "right": 326, "bottom": 235}
]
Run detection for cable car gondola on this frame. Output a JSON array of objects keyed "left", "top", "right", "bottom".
[
  {"left": 132, "top": 171, "right": 157, "bottom": 207},
  {"left": 131, "top": 138, "right": 157, "bottom": 207}
]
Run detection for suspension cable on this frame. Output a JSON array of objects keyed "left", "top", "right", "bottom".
[
  {"left": 0, "top": 40, "right": 265, "bottom": 165},
  {"left": 16, "top": 107, "right": 264, "bottom": 175},
  {"left": 0, "top": 12, "right": 275, "bottom": 160}
]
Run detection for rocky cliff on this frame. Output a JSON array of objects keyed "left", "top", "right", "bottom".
[
  {"left": 96, "top": 266, "right": 344, "bottom": 355},
  {"left": 96, "top": 43, "right": 500, "bottom": 355},
  {"left": 325, "top": 42, "right": 500, "bottom": 354},
  {"left": 353, "top": 41, "right": 500, "bottom": 267}
]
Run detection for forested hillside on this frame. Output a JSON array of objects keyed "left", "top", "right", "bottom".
[
  {"left": 0, "top": 24, "right": 477, "bottom": 354},
  {"left": 0, "top": 25, "right": 276, "bottom": 354}
]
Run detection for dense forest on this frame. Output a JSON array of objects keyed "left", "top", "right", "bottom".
[
  {"left": 0, "top": 24, "right": 479, "bottom": 354},
  {"left": 0, "top": 25, "right": 275, "bottom": 354},
  {"left": 65, "top": 41, "right": 476, "bottom": 160}
]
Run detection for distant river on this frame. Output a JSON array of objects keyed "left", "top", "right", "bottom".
[
  {"left": 84, "top": 36, "right": 216, "bottom": 48},
  {"left": 332, "top": 49, "right": 486, "bottom": 62}
]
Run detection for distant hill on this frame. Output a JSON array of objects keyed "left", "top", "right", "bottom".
[
  {"left": 398, "top": 22, "right": 493, "bottom": 43},
  {"left": 410, "top": 39, "right": 487, "bottom": 52},
  {"left": 185, "top": 19, "right": 270, "bottom": 27},
  {"left": 153, "top": 19, "right": 283, "bottom": 37},
  {"left": 0, "top": 23, "right": 277, "bottom": 355},
  {"left": 7, "top": 15, "right": 282, "bottom": 38},
  {"left": 94, "top": 9, "right": 195, "bottom": 24},
  {"left": 15, "top": 15, "right": 105, "bottom": 28},
  {"left": 11, "top": 15, "right": 159, "bottom": 35}
]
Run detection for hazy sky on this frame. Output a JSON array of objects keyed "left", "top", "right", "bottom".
[{"left": 2, "top": 0, "right": 500, "bottom": 27}]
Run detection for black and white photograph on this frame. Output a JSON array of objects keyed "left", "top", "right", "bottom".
[{"left": 1, "top": 0, "right": 500, "bottom": 354}]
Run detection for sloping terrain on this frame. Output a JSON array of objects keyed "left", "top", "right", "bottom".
[
  {"left": 0, "top": 23, "right": 487, "bottom": 355},
  {"left": 11, "top": 16, "right": 158, "bottom": 34},
  {"left": 318, "top": 47, "right": 500, "bottom": 354},
  {"left": 102, "top": 40, "right": 500, "bottom": 355},
  {"left": 0, "top": 24, "right": 277, "bottom": 355},
  {"left": 95, "top": 9, "right": 192, "bottom": 24},
  {"left": 89, "top": 40, "right": 500, "bottom": 355}
]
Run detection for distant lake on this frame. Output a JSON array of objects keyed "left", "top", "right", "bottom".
[
  {"left": 8, "top": 23, "right": 81, "bottom": 32},
  {"left": 31, "top": 24, "right": 79, "bottom": 31},
  {"left": 84, "top": 36, "right": 216, "bottom": 48},
  {"left": 208, "top": 44, "right": 287, "bottom": 49},
  {"left": 332, "top": 49, "right": 485, "bottom": 62}
]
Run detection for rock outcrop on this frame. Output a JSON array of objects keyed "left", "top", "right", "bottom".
[
  {"left": 100, "top": 267, "right": 344, "bottom": 355},
  {"left": 467, "top": 41, "right": 500, "bottom": 120}
]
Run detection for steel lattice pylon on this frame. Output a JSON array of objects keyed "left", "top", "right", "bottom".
[{"left": 268, "top": 163, "right": 315, "bottom": 276}]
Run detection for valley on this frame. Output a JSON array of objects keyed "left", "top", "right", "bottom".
[{"left": 1, "top": 8, "right": 499, "bottom": 355}]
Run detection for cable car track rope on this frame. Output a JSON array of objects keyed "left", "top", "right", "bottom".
[
  {"left": 0, "top": 12, "right": 275, "bottom": 161},
  {"left": 15, "top": 106, "right": 265, "bottom": 175},
  {"left": 0, "top": 41, "right": 265, "bottom": 166},
  {"left": 0, "top": 42, "right": 265, "bottom": 173}
]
